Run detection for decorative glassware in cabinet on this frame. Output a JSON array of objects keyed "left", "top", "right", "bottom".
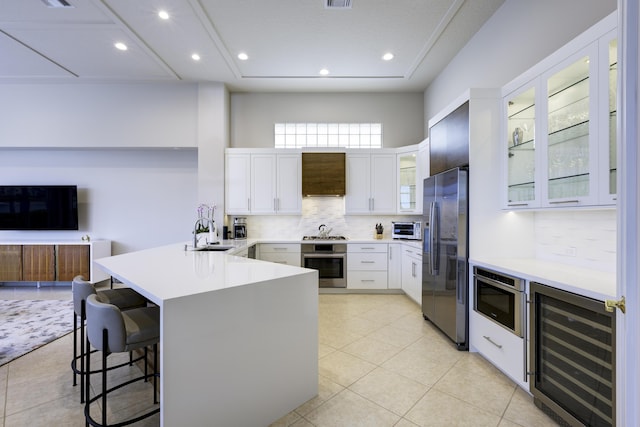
[
  {"left": 608, "top": 38, "right": 617, "bottom": 196},
  {"left": 507, "top": 87, "right": 536, "bottom": 205},
  {"left": 546, "top": 56, "right": 591, "bottom": 200}
]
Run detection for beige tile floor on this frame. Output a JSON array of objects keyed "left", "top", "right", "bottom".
[{"left": 0, "top": 286, "right": 558, "bottom": 427}]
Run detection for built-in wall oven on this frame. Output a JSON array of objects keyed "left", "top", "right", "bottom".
[
  {"left": 473, "top": 266, "right": 525, "bottom": 337},
  {"left": 301, "top": 243, "right": 347, "bottom": 288}
]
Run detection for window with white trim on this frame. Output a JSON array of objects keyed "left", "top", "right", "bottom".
[{"left": 274, "top": 123, "right": 382, "bottom": 148}]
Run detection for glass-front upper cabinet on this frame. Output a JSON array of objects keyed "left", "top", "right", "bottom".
[
  {"left": 543, "top": 45, "right": 598, "bottom": 207},
  {"left": 501, "top": 14, "right": 615, "bottom": 210},
  {"left": 598, "top": 31, "right": 617, "bottom": 204},
  {"left": 397, "top": 145, "right": 421, "bottom": 214},
  {"left": 506, "top": 86, "right": 537, "bottom": 207}
]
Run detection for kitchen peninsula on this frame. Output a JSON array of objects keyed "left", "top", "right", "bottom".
[{"left": 95, "top": 243, "right": 318, "bottom": 427}]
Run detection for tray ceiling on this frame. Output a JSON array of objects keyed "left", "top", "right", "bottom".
[{"left": 0, "top": 0, "right": 505, "bottom": 91}]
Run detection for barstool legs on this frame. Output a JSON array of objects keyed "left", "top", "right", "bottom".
[{"left": 84, "top": 330, "right": 160, "bottom": 427}]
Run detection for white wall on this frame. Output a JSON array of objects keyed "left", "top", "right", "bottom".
[
  {"left": 230, "top": 92, "right": 425, "bottom": 148},
  {"left": 0, "top": 82, "right": 222, "bottom": 255},
  {"left": 0, "top": 148, "right": 198, "bottom": 255},
  {"left": 0, "top": 83, "right": 199, "bottom": 148}
]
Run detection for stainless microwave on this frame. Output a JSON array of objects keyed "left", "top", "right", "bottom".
[{"left": 392, "top": 221, "right": 422, "bottom": 240}]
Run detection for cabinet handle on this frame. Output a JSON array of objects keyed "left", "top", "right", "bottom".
[
  {"left": 273, "top": 247, "right": 288, "bottom": 251},
  {"left": 483, "top": 335, "right": 503, "bottom": 349},
  {"left": 361, "top": 261, "right": 375, "bottom": 264},
  {"left": 389, "top": 247, "right": 393, "bottom": 260},
  {"left": 360, "top": 279, "right": 375, "bottom": 282},
  {"left": 361, "top": 247, "right": 375, "bottom": 250},
  {"left": 549, "top": 200, "right": 579, "bottom": 205},
  {"left": 371, "top": 198, "right": 374, "bottom": 211},
  {"left": 507, "top": 203, "right": 529, "bottom": 207},
  {"left": 412, "top": 261, "right": 416, "bottom": 277},
  {"left": 248, "top": 198, "right": 251, "bottom": 210}
]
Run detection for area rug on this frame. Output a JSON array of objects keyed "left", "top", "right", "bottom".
[{"left": 0, "top": 299, "right": 74, "bottom": 367}]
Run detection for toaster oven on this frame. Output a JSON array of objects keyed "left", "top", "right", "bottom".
[{"left": 392, "top": 221, "right": 422, "bottom": 240}]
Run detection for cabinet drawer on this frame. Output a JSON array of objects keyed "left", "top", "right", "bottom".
[
  {"left": 347, "top": 252, "right": 387, "bottom": 270},
  {"left": 259, "top": 252, "right": 300, "bottom": 267},
  {"left": 347, "top": 271, "right": 388, "bottom": 289},
  {"left": 348, "top": 243, "right": 387, "bottom": 253},
  {"left": 402, "top": 246, "right": 422, "bottom": 259},
  {"left": 470, "top": 311, "right": 526, "bottom": 387},
  {"left": 259, "top": 243, "right": 300, "bottom": 253}
]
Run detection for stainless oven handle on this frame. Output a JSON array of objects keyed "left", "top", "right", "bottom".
[
  {"left": 474, "top": 276, "right": 521, "bottom": 295},
  {"left": 429, "top": 201, "right": 439, "bottom": 275},
  {"left": 302, "top": 253, "right": 347, "bottom": 258}
]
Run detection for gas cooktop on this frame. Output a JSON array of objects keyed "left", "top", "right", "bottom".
[{"left": 302, "top": 235, "right": 348, "bottom": 241}]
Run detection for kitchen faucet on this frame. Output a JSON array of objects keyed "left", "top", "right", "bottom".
[{"left": 193, "top": 217, "right": 215, "bottom": 248}]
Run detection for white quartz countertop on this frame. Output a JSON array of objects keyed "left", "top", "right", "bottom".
[
  {"left": 95, "top": 242, "right": 315, "bottom": 304},
  {"left": 470, "top": 257, "right": 616, "bottom": 301}
]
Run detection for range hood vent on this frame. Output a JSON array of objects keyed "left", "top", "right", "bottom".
[
  {"left": 325, "top": 0, "right": 352, "bottom": 9},
  {"left": 302, "top": 153, "right": 345, "bottom": 196}
]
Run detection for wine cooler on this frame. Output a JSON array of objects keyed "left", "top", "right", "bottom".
[{"left": 529, "top": 282, "right": 615, "bottom": 427}]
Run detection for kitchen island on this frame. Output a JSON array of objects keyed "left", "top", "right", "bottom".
[{"left": 95, "top": 243, "right": 318, "bottom": 427}]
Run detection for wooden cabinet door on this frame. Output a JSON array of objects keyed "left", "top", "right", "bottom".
[
  {"left": 57, "top": 245, "right": 90, "bottom": 281},
  {"left": 0, "top": 245, "right": 23, "bottom": 281},
  {"left": 22, "top": 245, "right": 55, "bottom": 281}
]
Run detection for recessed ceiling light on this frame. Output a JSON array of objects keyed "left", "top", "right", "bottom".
[
  {"left": 382, "top": 53, "right": 394, "bottom": 61},
  {"left": 319, "top": 68, "right": 330, "bottom": 76},
  {"left": 114, "top": 42, "right": 128, "bottom": 51},
  {"left": 238, "top": 52, "right": 249, "bottom": 61},
  {"left": 158, "top": 10, "right": 169, "bottom": 20},
  {"left": 192, "top": 53, "right": 201, "bottom": 61}
]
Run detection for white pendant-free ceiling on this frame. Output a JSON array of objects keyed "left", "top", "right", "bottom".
[{"left": 0, "top": 0, "right": 505, "bottom": 92}]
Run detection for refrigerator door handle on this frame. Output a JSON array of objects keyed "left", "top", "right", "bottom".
[{"left": 429, "top": 201, "right": 439, "bottom": 275}]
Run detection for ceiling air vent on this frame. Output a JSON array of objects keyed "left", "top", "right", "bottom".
[
  {"left": 325, "top": 0, "right": 352, "bottom": 9},
  {"left": 41, "top": 0, "right": 74, "bottom": 8}
]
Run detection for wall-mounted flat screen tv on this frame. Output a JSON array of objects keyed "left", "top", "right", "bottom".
[{"left": 0, "top": 185, "right": 79, "bottom": 230}]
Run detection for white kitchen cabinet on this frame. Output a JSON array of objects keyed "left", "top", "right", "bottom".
[
  {"left": 225, "top": 153, "right": 251, "bottom": 214},
  {"left": 225, "top": 150, "right": 301, "bottom": 215},
  {"left": 257, "top": 243, "right": 301, "bottom": 267},
  {"left": 502, "top": 21, "right": 616, "bottom": 209},
  {"left": 469, "top": 310, "right": 527, "bottom": 389},
  {"left": 345, "top": 152, "right": 396, "bottom": 214},
  {"left": 397, "top": 145, "right": 421, "bottom": 214},
  {"left": 401, "top": 246, "right": 421, "bottom": 304},
  {"left": 597, "top": 31, "right": 618, "bottom": 205},
  {"left": 251, "top": 153, "right": 301, "bottom": 214},
  {"left": 387, "top": 243, "right": 402, "bottom": 289},
  {"left": 347, "top": 243, "right": 388, "bottom": 289}
]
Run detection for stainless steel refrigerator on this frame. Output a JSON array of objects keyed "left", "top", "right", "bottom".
[{"left": 422, "top": 167, "right": 469, "bottom": 350}]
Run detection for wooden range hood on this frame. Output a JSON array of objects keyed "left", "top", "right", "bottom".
[{"left": 301, "top": 152, "right": 345, "bottom": 196}]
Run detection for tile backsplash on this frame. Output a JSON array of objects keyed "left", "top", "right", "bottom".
[
  {"left": 239, "top": 197, "right": 419, "bottom": 240},
  {"left": 534, "top": 209, "right": 616, "bottom": 272},
  {"left": 232, "top": 197, "right": 617, "bottom": 273}
]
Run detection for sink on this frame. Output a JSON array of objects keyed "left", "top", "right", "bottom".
[{"left": 188, "top": 244, "right": 236, "bottom": 252}]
